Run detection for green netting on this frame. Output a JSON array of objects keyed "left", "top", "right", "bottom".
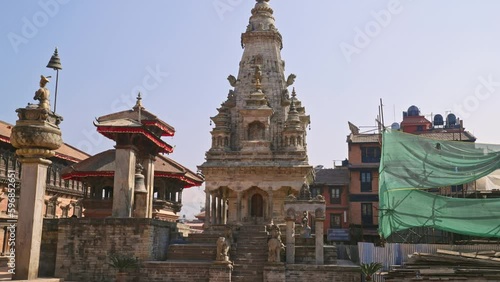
[{"left": 379, "top": 130, "right": 500, "bottom": 238}]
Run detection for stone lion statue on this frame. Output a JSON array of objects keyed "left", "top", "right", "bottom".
[
  {"left": 216, "top": 237, "right": 230, "bottom": 262},
  {"left": 267, "top": 225, "right": 284, "bottom": 263}
]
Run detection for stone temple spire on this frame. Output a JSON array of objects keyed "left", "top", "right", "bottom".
[{"left": 205, "top": 0, "right": 310, "bottom": 164}]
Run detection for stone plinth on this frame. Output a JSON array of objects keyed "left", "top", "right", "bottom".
[
  {"left": 315, "top": 218, "right": 325, "bottom": 265},
  {"left": 10, "top": 107, "right": 62, "bottom": 280},
  {"left": 209, "top": 262, "right": 233, "bottom": 282},
  {"left": 263, "top": 264, "right": 285, "bottom": 282}
]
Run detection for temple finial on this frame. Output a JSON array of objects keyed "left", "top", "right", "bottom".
[
  {"left": 289, "top": 88, "right": 297, "bottom": 112},
  {"left": 134, "top": 93, "right": 144, "bottom": 110}
]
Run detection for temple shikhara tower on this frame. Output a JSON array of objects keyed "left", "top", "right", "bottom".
[{"left": 200, "top": 0, "right": 313, "bottom": 226}]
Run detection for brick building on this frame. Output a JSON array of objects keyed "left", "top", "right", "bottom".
[{"left": 310, "top": 166, "right": 350, "bottom": 241}]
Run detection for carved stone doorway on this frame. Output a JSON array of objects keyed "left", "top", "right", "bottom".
[{"left": 250, "top": 193, "right": 264, "bottom": 217}]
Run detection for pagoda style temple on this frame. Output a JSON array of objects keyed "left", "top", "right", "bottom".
[
  {"left": 199, "top": 0, "right": 313, "bottom": 226},
  {"left": 62, "top": 95, "right": 203, "bottom": 221}
]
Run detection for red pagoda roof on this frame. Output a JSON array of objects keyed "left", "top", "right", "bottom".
[
  {"left": 61, "top": 149, "right": 204, "bottom": 188},
  {"left": 97, "top": 105, "right": 175, "bottom": 137}
]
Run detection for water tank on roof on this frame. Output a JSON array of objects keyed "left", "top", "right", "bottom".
[
  {"left": 433, "top": 114, "right": 444, "bottom": 126},
  {"left": 391, "top": 122, "right": 400, "bottom": 130},
  {"left": 407, "top": 105, "right": 420, "bottom": 116},
  {"left": 446, "top": 113, "right": 456, "bottom": 127}
]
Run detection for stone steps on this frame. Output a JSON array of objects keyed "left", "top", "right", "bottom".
[{"left": 231, "top": 224, "right": 270, "bottom": 281}]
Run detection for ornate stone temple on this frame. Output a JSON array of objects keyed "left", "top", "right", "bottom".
[{"left": 199, "top": 0, "right": 314, "bottom": 226}]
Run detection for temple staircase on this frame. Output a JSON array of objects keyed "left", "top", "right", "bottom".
[{"left": 231, "top": 224, "right": 269, "bottom": 282}]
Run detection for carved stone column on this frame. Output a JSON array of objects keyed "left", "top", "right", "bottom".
[
  {"left": 141, "top": 155, "right": 155, "bottom": 218},
  {"left": 211, "top": 193, "right": 217, "bottom": 225},
  {"left": 285, "top": 208, "right": 296, "bottom": 264},
  {"left": 236, "top": 191, "right": 242, "bottom": 223},
  {"left": 205, "top": 189, "right": 211, "bottom": 228},
  {"left": 10, "top": 102, "right": 63, "bottom": 280},
  {"left": 217, "top": 195, "right": 223, "bottom": 224},
  {"left": 113, "top": 145, "right": 137, "bottom": 217},
  {"left": 315, "top": 208, "right": 325, "bottom": 265},
  {"left": 222, "top": 195, "right": 227, "bottom": 224},
  {"left": 268, "top": 188, "right": 274, "bottom": 223}
]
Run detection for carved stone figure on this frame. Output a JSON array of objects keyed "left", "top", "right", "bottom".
[
  {"left": 33, "top": 75, "right": 51, "bottom": 110},
  {"left": 267, "top": 224, "right": 284, "bottom": 263},
  {"left": 216, "top": 237, "right": 230, "bottom": 262},
  {"left": 286, "top": 74, "right": 296, "bottom": 87},
  {"left": 301, "top": 211, "right": 311, "bottom": 238},
  {"left": 227, "top": 75, "right": 237, "bottom": 87}
]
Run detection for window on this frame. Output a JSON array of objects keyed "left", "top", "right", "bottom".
[
  {"left": 330, "top": 214, "right": 342, "bottom": 228},
  {"left": 360, "top": 171, "right": 372, "bottom": 192},
  {"left": 330, "top": 188, "right": 341, "bottom": 204},
  {"left": 311, "top": 187, "right": 322, "bottom": 198},
  {"left": 451, "top": 184, "right": 463, "bottom": 193},
  {"left": 361, "top": 203, "right": 373, "bottom": 225},
  {"left": 361, "top": 147, "right": 381, "bottom": 163}
]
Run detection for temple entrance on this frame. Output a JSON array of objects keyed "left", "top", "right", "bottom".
[{"left": 250, "top": 193, "right": 264, "bottom": 217}]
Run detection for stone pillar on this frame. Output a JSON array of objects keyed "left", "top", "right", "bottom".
[
  {"left": 268, "top": 188, "right": 274, "bottom": 223},
  {"left": 285, "top": 209, "right": 296, "bottom": 264},
  {"left": 113, "top": 145, "right": 137, "bottom": 217},
  {"left": 15, "top": 158, "right": 51, "bottom": 279},
  {"left": 217, "top": 195, "right": 222, "bottom": 224},
  {"left": 142, "top": 155, "right": 155, "bottom": 218},
  {"left": 315, "top": 210, "right": 325, "bottom": 265},
  {"left": 10, "top": 102, "right": 63, "bottom": 280},
  {"left": 236, "top": 191, "right": 242, "bottom": 222},
  {"left": 205, "top": 189, "right": 211, "bottom": 228},
  {"left": 211, "top": 193, "right": 217, "bottom": 225},
  {"left": 222, "top": 197, "right": 227, "bottom": 224}
]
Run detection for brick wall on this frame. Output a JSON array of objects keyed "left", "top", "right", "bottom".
[
  {"left": 140, "top": 261, "right": 211, "bottom": 282},
  {"left": 52, "top": 218, "right": 174, "bottom": 282},
  {"left": 39, "top": 219, "right": 59, "bottom": 277},
  {"left": 285, "top": 265, "right": 361, "bottom": 282}
]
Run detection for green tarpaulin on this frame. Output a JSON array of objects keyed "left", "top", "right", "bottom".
[{"left": 379, "top": 130, "right": 500, "bottom": 238}]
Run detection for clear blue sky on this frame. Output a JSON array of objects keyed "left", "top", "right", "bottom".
[{"left": 3, "top": 0, "right": 500, "bottom": 218}]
